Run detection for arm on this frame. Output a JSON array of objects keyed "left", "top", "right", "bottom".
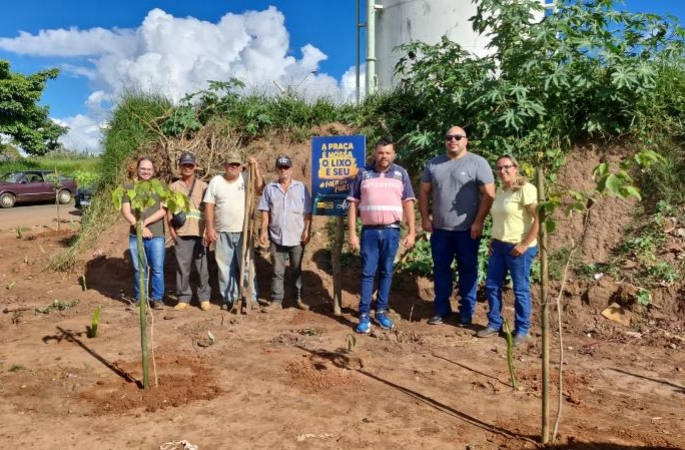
[
  {"left": 402, "top": 200, "right": 416, "bottom": 248},
  {"left": 247, "top": 157, "right": 264, "bottom": 194},
  {"left": 204, "top": 202, "right": 218, "bottom": 244},
  {"left": 121, "top": 201, "right": 136, "bottom": 228},
  {"left": 167, "top": 210, "right": 177, "bottom": 240},
  {"left": 511, "top": 202, "right": 540, "bottom": 257},
  {"left": 347, "top": 201, "right": 360, "bottom": 252},
  {"left": 260, "top": 210, "right": 270, "bottom": 247},
  {"left": 301, "top": 213, "right": 312, "bottom": 245},
  {"left": 418, "top": 181, "right": 433, "bottom": 232},
  {"left": 471, "top": 183, "right": 495, "bottom": 239}
]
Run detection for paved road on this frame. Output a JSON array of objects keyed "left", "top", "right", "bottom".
[{"left": 0, "top": 202, "right": 81, "bottom": 232}]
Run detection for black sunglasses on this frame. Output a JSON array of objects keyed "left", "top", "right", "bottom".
[{"left": 445, "top": 134, "right": 465, "bottom": 142}]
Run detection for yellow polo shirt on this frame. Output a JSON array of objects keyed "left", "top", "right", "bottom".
[{"left": 490, "top": 182, "right": 537, "bottom": 246}]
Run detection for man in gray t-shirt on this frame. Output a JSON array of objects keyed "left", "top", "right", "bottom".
[{"left": 419, "top": 125, "right": 495, "bottom": 326}]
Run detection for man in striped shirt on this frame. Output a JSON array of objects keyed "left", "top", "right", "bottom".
[{"left": 347, "top": 138, "right": 416, "bottom": 334}]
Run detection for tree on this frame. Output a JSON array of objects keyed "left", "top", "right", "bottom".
[
  {"left": 0, "top": 60, "right": 67, "bottom": 156},
  {"left": 112, "top": 180, "right": 188, "bottom": 389}
]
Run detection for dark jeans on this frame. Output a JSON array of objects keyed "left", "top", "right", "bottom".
[
  {"left": 485, "top": 240, "right": 538, "bottom": 335},
  {"left": 430, "top": 228, "right": 481, "bottom": 321},
  {"left": 174, "top": 236, "right": 211, "bottom": 303},
  {"left": 270, "top": 242, "right": 304, "bottom": 303},
  {"left": 359, "top": 227, "right": 400, "bottom": 315}
]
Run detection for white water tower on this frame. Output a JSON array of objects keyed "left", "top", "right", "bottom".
[{"left": 369, "top": 0, "right": 553, "bottom": 92}]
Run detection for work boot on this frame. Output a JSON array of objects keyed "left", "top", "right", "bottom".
[
  {"left": 200, "top": 301, "right": 211, "bottom": 311},
  {"left": 173, "top": 302, "right": 189, "bottom": 311},
  {"left": 262, "top": 301, "right": 282, "bottom": 313}
]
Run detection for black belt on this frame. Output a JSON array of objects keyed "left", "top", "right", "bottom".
[{"left": 362, "top": 222, "right": 400, "bottom": 230}]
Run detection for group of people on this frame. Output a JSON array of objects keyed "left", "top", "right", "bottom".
[
  {"left": 347, "top": 126, "right": 539, "bottom": 346},
  {"left": 121, "top": 152, "right": 311, "bottom": 314},
  {"left": 122, "top": 124, "right": 539, "bottom": 346}
]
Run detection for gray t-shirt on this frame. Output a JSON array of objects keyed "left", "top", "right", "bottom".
[{"left": 421, "top": 153, "right": 494, "bottom": 231}]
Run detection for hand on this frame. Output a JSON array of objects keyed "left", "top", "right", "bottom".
[
  {"left": 260, "top": 231, "right": 269, "bottom": 248},
  {"left": 169, "top": 229, "right": 178, "bottom": 241},
  {"left": 421, "top": 218, "right": 433, "bottom": 233},
  {"left": 206, "top": 228, "right": 218, "bottom": 245},
  {"left": 470, "top": 220, "right": 484, "bottom": 239},
  {"left": 141, "top": 226, "right": 153, "bottom": 239},
  {"left": 247, "top": 156, "right": 258, "bottom": 167},
  {"left": 402, "top": 233, "right": 415, "bottom": 249},
  {"left": 510, "top": 242, "right": 528, "bottom": 257},
  {"left": 301, "top": 231, "right": 311, "bottom": 245},
  {"left": 348, "top": 234, "right": 360, "bottom": 252}
]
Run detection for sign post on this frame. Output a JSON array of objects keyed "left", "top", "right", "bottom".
[{"left": 311, "top": 135, "right": 365, "bottom": 315}]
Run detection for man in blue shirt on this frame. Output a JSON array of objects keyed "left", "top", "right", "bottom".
[{"left": 259, "top": 155, "right": 312, "bottom": 311}]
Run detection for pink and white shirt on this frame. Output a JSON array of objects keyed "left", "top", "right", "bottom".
[{"left": 347, "top": 163, "right": 415, "bottom": 226}]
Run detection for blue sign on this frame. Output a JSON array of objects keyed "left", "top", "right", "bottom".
[{"left": 311, "top": 135, "right": 366, "bottom": 216}]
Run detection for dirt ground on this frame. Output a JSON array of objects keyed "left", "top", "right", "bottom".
[{"left": 2, "top": 141, "right": 685, "bottom": 450}]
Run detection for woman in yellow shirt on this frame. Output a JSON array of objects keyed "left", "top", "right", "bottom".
[{"left": 476, "top": 155, "right": 539, "bottom": 346}]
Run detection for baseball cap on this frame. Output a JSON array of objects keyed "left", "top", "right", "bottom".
[
  {"left": 223, "top": 153, "right": 242, "bottom": 165},
  {"left": 178, "top": 152, "right": 196, "bottom": 165},
  {"left": 275, "top": 155, "right": 292, "bottom": 168}
]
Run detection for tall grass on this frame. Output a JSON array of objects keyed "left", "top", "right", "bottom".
[{"left": 0, "top": 156, "right": 99, "bottom": 176}]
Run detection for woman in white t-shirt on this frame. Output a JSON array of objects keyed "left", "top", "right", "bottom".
[{"left": 477, "top": 155, "right": 539, "bottom": 347}]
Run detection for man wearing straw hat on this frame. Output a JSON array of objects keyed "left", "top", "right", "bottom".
[
  {"left": 204, "top": 153, "right": 263, "bottom": 310},
  {"left": 259, "top": 155, "right": 312, "bottom": 311}
]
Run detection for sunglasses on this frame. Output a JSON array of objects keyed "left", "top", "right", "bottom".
[
  {"left": 180, "top": 163, "right": 195, "bottom": 168},
  {"left": 445, "top": 135, "right": 465, "bottom": 142},
  {"left": 276, "top": 165, "right": 291, "bottom": 170},
  {"left": 496, "top": 164, "right": 516, "bottom": 171}
]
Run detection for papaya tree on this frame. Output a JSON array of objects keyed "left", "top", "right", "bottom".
[{"left": 112, "top": 179, "right": 188, "bottom": 389}]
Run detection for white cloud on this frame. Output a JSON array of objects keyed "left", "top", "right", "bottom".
[
  {"left": 0, "top": 6, "right": 362, "bottom": 152},
  {"left": 53, "top": 115, "right": 103, "bottom": 154}
]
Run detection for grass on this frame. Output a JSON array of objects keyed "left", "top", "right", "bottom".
[{"left": 0, "top": 155, "right": 99, "bottom": 177}]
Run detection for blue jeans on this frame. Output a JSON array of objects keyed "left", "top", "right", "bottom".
[
  {"left": 430, "top": 228, "right": 480, "bottom": 320},
  {"left": 129, "top": 235, "right": 165, "bottom": 302},
  {"left": 359, "top": 227, "right": 400, "bottom": 315},
  {"left": 485, "top": 240, "right": 538, "bottom": 335},
  {"left": 215, "top": 232, "right": 257, "bottom": 303}
]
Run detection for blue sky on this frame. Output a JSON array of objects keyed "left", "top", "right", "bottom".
[{"left": 0, "top": 1, "right": 682, "bottom": 152}]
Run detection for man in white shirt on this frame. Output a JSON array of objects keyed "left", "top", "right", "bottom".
[{"left": 204, "top": 153, "right": 263, "bottom": 310}]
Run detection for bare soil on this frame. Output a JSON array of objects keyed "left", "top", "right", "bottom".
[{"left": 1, "top": 146, "right": 685, "bottom": 450}]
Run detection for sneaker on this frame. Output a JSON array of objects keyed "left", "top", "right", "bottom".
[
  {"left": 427, "top": 315, "right": 444, "bottom": 325},
  {"left": 200, "top": 301, "right": 211, "bottom": 311},
  {"left": 375, "top": 310, "right": 394, "bottom": 330},
  {"left": 152, "top": 301, "right": 165, "bottom": 311},
  {"left": 513, "top": 333, "right": 528, "bottom": 347},
  {"left": 356, "top": 314, "right": 371, "bottom": 334},
  {"left": 295, "top": 299, "right": 310, "bottom": 311},
  {"left": 476, "top": 327, "right": 499, "bottom": 338},
  {"left": 220, "top": 302, "right": 231, "bottom": 311},
  {"left": 173, "top": 302, "right": 189, "bottom": 311}
]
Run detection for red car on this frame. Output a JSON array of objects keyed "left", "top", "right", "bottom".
[{"left": 0, "top": 170, "right": 77, "bottom": 208}]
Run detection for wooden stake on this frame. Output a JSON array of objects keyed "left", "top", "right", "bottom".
[
  {"left": 537, "top": 167, "right": 550, "bottom": 444},
  {"left": 332, "top": 216, "right": 344, "bottom": 316}
]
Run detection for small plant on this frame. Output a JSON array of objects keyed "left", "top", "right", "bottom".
[
  {"left": 35, "top": 299, "right": 79, "bottom": 315},
  {"left": 87, "top": 305, "right": 102, "bottom": 338},
  {"left": 15, "top": 227, "right": 22, "bottom": 239},
  {"left": 637, "top": 288, "right": 651, "bottom": 306},
  {"left": 80, "top": 274, "right": 88, "bottom": 291},
  {"left": 9, "top": 364, "right": 23, "bottom": 372},
  {"left": 346, "top": 334, "right": 357, "bottom": 352},
  {"left": 5, "top": 281, "right": 15, "bottom": 290},
  {"left": 503, "top": 319, "right": 519, "bottom": 390}
]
